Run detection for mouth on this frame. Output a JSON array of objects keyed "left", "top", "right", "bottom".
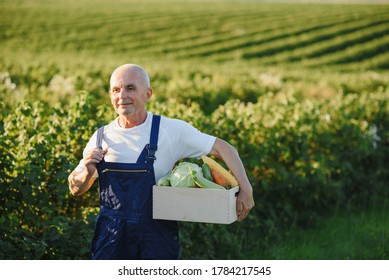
[{"left": 118, "top": 103, "right": 132, "bottom": 107}]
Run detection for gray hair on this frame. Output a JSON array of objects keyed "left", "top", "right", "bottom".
[{"left": 110, "top": 64, "right": 150, "bottom": 88}]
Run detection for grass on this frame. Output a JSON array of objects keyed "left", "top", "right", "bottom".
[{"left": 258, "top": 200, "right": 389, "bottom": 260}]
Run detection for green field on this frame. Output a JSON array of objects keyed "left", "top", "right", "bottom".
[
  {"left": 1, "top": 0, "right": 388, "bottom": 260},
  {"left": 2, "top": 0, "right": 389, "bottom": 69}
]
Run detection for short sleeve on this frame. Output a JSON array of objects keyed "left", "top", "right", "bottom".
[{"left": 161, "top": 118, "right": 216, "bottom": 160}]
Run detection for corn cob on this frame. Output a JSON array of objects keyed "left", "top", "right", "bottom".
[{"left": 201, "top": 155, "right": 238, "bottom": 187}]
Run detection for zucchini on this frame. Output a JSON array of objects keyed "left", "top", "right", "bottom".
[{"left": 190, "top": 170, "right": 225, "bottom": 190}]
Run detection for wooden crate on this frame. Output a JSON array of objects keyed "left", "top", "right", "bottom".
[{"left": 152, "top": 185, "right": 239, "bottom": 224}]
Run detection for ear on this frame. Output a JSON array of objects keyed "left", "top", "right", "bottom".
[{"left": 144, "top": 88, "right": 153, "bottom": 102}]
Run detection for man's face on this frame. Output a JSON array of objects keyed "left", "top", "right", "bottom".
[{"left": 109, "top": 69, "right": 152, "bottom": 117}]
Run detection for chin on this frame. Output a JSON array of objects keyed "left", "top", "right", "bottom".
[{"left": 120, "top": 110, "right": 136, "bottom": 116}]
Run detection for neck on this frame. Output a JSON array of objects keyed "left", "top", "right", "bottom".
[{"left": 118, "top": 111, "right": 148, "bottom": 128}]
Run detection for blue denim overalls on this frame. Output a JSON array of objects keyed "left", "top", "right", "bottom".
[{"left": 91, "top": 115, "right": 180, "bottom": 259}]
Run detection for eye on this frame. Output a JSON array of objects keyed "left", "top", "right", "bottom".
[
  {"left": 126, "top": 85, "right": 135, "bottom": 91},
  {"left": 111, "top": 87, "right": 120, "bottom": 93}
]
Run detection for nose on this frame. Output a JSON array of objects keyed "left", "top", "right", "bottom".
[{"left": 117, "top": 87, "right": 127, "bottom": 98}]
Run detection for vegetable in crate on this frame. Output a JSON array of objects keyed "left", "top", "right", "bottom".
[
  {"left": 157, "top": 171, "right": 171, "bottom": 186},
  {"left": 201, "top": 163, "right": 214, "bottom": 181},
  {"left": 201, "top": 155, "right": 238, "bottom": 188},
  {"left": 169, "top": 162, "right": 203, "bottom": 188},
  {"left": 165, "top": 161, "right": 227, "bottom": 190},
  {"left": 190, "top": 169, "right": 225, "bottom": 190}
]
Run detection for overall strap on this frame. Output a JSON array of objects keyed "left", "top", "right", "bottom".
[
  {"left": 96, "top": 126, "right": 105, "bottom": 149},
  {"left": 144, "top": 114, "right": 161, "bottom": 164},
  {"left": 136, "top": 114, "right": 161, "bottom": 164}
]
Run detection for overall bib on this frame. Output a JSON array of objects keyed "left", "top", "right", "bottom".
[{"left": 91, "top": 115, "right": 180, "bottom": 260}]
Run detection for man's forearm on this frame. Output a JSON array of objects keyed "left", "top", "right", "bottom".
[
  {"left": 210, "top": 138, "right": 252, "bottom": 191},
  {"left": 68, "top": 169, "right": 96, "bottom": 196}
]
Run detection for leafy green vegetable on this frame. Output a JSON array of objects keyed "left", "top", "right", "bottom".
[{"left": 169, "top": 162, "right": 203, "bottom": 188}]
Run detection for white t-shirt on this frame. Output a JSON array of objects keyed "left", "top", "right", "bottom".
[{"left": 75, "top": 112, "right": 216, "bottom": 182}]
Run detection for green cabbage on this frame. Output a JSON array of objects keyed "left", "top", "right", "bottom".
[{"left": 169, "top": 162, "right": 203, "bottom": 188}]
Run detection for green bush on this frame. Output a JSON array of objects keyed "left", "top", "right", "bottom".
[{"left": 0, "top": 65, "right": 388, "bottom": 259}]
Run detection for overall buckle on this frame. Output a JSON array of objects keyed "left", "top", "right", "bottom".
[{"left": 146, "top": 144, "right": 157, "bottom": 161}]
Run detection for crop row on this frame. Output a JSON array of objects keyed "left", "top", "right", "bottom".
[
  {"left": 1, "top": 0, "right": 388, "bottom": 69},
  {"left": 169, "top": 10, "right": 387, "bottom": 56},
  {"left": 274, "top": 23, "right": 389, "bottom": 62},
  {"left": 249, "top": 21, "right": 389, "bottom": 67}
]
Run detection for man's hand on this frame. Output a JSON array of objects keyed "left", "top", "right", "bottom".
[
  {"left": 83, "top": 148, "right": 108, "bottom": 174},
  {"left": 236, "top": 186, "right": 254, "bottom": 222},
  {"left": 209, "top": 138, "right": 255, "bottom": 222},
  {"left": 69, "top": 148, "right": 107, "bottom": 196}
]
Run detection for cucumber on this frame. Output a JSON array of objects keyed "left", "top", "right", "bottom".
[{"left": 202, "top": 163, "right": 214, "bottom": 182}]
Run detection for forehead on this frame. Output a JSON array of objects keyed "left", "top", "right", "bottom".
[{"left": 110, "top": 69, "right": 144, "bottom": 88}]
